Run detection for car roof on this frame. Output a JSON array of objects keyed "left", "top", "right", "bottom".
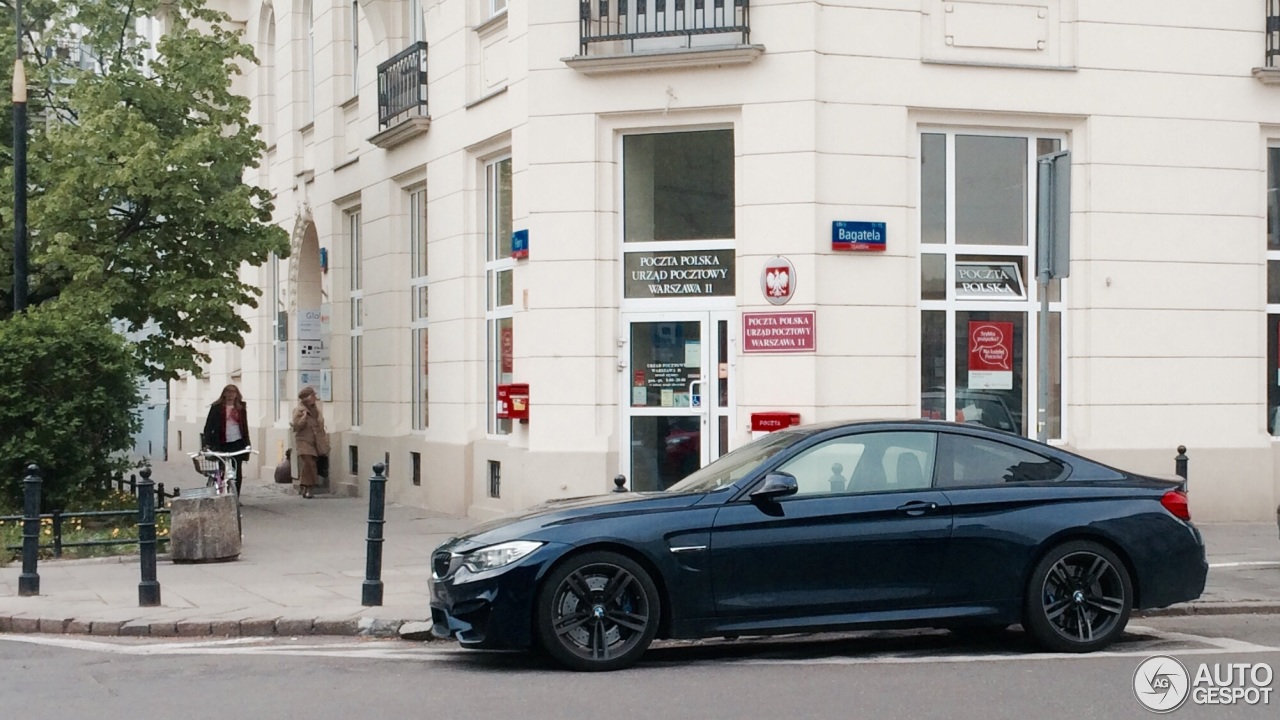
[{"left": 783, "top": 417, "right": 1025, "bottom": 440}]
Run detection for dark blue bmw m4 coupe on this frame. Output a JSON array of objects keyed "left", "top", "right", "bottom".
[{"left": 429, "top": 420, "right": 1207, "bottom": 671}]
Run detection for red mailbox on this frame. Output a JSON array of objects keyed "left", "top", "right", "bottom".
[
  {"left": 751, "top": 411, "right": 800, "bottom": 432},
  {"left": 497, "top": 383, "right": 530, "bottom": 422}
]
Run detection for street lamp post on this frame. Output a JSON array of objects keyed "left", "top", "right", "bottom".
[{"left": 12, "top": 0, "right": 28, "bottom": 312}]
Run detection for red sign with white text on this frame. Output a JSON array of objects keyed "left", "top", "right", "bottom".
[
  {"left": 968, "top": 321, "right": 1013, "bottom": 390},
  {"left": 743, "top": 312, "right": 816, "bottom": 353}
]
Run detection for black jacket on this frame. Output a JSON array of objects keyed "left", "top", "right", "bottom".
[{"left": 202, "top": 401, "right": 249, "bottom": 449}]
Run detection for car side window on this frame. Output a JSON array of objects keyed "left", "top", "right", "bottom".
[
  {"left": 936, "top": 433, "right": 1066, "bottom": 488},
  {"left": 776, "top": 431, "right": 937, "bottom": 497}
]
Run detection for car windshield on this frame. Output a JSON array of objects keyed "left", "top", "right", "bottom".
[{"left": 665, "top": 431, "right": 803, "bottom": 494}]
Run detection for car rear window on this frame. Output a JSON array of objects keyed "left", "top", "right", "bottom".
[{"left": 936, "top": 433, "right": 1067, "bottom": 488}]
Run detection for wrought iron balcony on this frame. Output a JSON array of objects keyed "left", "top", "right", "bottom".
[
  {"left": 377, "top": 41, "right": 428, "bottom": 131},
  {"left": 579, "top": 0, "right": 751, "bottom": 56},
  {"left": 1268, "top": 1, "right": 1280, "bottom": 68}
]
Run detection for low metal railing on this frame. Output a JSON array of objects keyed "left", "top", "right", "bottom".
[
  {"left": 2, "top": 508, "right": 170, "bottom": 559},
  {"left": 579, "top": 0, "right": 751, "bottom": 56},
  {"left": 377, "top": 41, "right": 429, "bottom": 130}
]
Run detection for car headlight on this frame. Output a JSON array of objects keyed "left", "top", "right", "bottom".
[{"left": 453, "top": 540, "right": 543, "bottom": 583}]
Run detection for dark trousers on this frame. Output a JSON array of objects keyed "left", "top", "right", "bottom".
[{"left": 212, "top": 438, "right": 250, "bottom": 494}]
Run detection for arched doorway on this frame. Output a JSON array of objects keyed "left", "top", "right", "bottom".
[{"left": 288, "top": 210, "right": 329, "bottom": 410}]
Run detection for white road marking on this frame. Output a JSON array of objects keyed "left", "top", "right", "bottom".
[
  {"left": 0, "top": 634, "right": 453, "bottom": 661},
  {"left": 3, "top": 626, "right": 1278, "bottom": 666},
  {"left": 1208, "top": 561, "right": 1280, "bottom": 568}
]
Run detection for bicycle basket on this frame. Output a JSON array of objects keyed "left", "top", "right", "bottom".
[{"left": 191, "top": 455, "right": 221, "bottom": 478}]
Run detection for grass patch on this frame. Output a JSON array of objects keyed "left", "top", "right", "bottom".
[{"left": 0, "top": 490, "right": 171, "bottom": 565}]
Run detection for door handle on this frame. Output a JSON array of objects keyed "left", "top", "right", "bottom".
[{"left": 897, "top": 500, "right": 939, "bottom": 516}]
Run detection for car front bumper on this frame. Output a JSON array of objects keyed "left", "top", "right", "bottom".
[{"left": 429, "top": 542, "right": 566, "bottom": 650}]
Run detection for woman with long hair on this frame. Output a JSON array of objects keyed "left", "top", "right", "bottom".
[{"left": 202, "top": 383, "right": 250, "bottom": 494}]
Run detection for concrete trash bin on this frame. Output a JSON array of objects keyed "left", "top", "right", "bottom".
[{"left": 170, "top": 489, "right": 241, "bottom": 562}]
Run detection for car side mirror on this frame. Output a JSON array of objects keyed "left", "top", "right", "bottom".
[{"left": 751, "top": 472, "right": 799, "bottom": 502}]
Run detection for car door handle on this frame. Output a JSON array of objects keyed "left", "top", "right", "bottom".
[{"left": 897, "top": 501, "right": 939, "bottom": 516}]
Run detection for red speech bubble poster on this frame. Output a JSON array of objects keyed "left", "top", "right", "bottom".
[{"left": 968, "top": 321, "right": 1013, "bottom": 390}]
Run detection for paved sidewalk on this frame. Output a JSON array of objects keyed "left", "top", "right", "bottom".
[{"left": 0, "top": 466, "right": 1277, "bottom": 638}]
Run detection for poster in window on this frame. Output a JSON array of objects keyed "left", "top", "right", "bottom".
[
  {"left": 500, "top": 325, "right": 513, "bottom": 375},
  {"left": 968, "top": 321, "right": 1013, "bottom": 390}
]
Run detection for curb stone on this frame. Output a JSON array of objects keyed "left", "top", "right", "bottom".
[
  {"left": 314, "top": 618, "right": 359, "bottom": 636},
  {"left": 1133, "top": 602, "right": 1280, "bottom": 618},
  {"left": 399, "top": 620, "right": 434, "bottom": 641},
  {"left": 357, "top": 617, "right": 404, "bottom": 638}
]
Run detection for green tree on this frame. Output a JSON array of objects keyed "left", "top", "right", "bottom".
[
  {"left": 0, "top": 0, "right": 289, "bottom": 380},
  {"left": 0, "top": 304, "right": 141, "bottom": 511}
]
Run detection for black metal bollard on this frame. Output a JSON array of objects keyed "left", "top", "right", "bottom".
[
  {"left": 18, "top": 464, "right": 41, "bottom": 596},
  {"left": 137, "top": 468, "right": 161, "bottom": 607},
  {"left": 1175, "top": 445, "right": 1188, "bottom": 493},
  {"left": 612, "top": 474, "right": 628, "bottom": 493},
  {"left": 362, "top": 462, "right": 387, "bottom": 606}
]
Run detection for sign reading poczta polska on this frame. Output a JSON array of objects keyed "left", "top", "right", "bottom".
[{"left": 1133, "top": 655, "right": 1273, "bottom": 713}]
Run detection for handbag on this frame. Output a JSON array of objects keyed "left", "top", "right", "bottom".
[
  {"left": 274, "top": 450, "right": 293, "bottom": 484},
  {"left": 316, "top": 454, "right": 330, "bottom": 479}
]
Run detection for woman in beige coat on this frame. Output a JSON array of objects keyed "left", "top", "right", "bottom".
[{"left": 291, "top": 386, "right": 329, "bottom": 499}]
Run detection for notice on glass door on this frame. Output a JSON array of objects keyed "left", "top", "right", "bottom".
[{"left": 968, "top": 321, "right": 1014, "bottom": 390}]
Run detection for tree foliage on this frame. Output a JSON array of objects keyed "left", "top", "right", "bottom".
[
  {"left": 0, "top": 304, "right": 141, "bottom": 511},
  {"left": 0, "top": 0, "right": 289, "bottom": 380}
]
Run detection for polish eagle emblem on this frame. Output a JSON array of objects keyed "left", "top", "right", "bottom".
[{"left": 765, "top": 268, "right": 790, "bottom": 298}]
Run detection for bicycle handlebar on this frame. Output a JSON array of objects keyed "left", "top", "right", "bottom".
[{"left": 192, "top": 448, "right": 258, "bottom": 458}]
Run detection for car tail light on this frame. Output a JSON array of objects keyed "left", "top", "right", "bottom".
[{"left": 1161, "top": 490, "right": 1191, "bottom": 521}]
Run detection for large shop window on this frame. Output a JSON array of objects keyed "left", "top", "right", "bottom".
[
  {"left": 486, "top": 156, "right": 513, "bottom": 435},
  {"left": 624, "top": 130, "right": 734, "bottom": 243},
  {"left": 1266, "top": 147, "right": 1280, "bottom": 435},
  {"left": 409, "top": 186, "right": 429, "bottom": 430},
  {"left": 919, "top": 132, "right": 1065, "bottom": 440}
]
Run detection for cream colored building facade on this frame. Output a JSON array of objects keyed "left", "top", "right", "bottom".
[{"left": 169, "top": 0, "right": 1280, "bottom": 522}]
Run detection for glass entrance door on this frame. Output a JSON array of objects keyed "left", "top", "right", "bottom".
[{"left": 624, "top": 312, "right": 733, "bottom": 491}]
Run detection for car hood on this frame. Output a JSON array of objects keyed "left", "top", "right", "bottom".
[{"left": 438, "top": 491, "right": 706, "bottom": 552}]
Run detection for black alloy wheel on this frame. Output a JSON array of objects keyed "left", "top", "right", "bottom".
[
  {"left": 1023, "top": 540, "right": 1133, "bottom": 653},
  {"left": 534, "top": 550, "right": 660, "bottom": 672}
]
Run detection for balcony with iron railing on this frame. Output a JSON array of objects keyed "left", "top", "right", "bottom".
[
  {"left": 370, "top": 41, "right": 430, "bottom": 149},
  {"left": 1257, "top": 1, "right": 1280, "bottom": 83},
  {"left": 567, "top": 0, "right": 763, "bottom": 75}
]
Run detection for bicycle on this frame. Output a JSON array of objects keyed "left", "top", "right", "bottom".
[
  {"left": 190, "top": 447, "right": 255, "bottom": 496},
  {"left": 190, "top": 447, "right": 256, "bottom": 537}
]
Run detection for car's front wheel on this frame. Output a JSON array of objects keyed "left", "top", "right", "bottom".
[
  {"left": 534, "top": 550, "right": 660, "bottom": 672},
  {"left": 1023, "top": 540, "right": 1133, "bottom": 653}
]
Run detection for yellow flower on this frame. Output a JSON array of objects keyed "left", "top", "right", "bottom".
[{"left": 111, "top": 528, "right": 120, "bottom": 538}]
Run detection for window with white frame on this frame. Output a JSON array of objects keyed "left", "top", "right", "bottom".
[
  {"left": 1266, "top": 146, "right": 1280, "bottom": 436},
  {"left": 271, "top": 252, "right": 283, "bottom": 420},
  {"left": 490, "top": 0, "right": 507, "bottom": 18},
  {"left": 409, "top": 186, "right": 430, "bottom": 430},
  {"left": 918, "top": 131, "right": 1065, "bottom": 440},
  {"left": 350, "top": 0, "right": 360, "bottom": 98},
  {"left": 260, "top": 6, "right": 277, "bottom": 144},
  {"left": 305, "top": 0, "right": 316, "bottom": 121},
  {"left": 348, "top": 209, "right": 364, "bottom": 428},
  {"left": 485, "top": 157, "right": 513, "bottom": 435},
  {"left": 409, "top": 0, "right": 425, "bottom": 44}
]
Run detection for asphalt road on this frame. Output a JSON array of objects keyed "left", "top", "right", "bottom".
[{"left": 2, "top": 616, "right": 1278, "bottom": 720}]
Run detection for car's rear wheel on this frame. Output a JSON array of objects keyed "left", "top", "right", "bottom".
[
  {"left": 1023, "top": 540, "right": 1132, "bottom": 653},
  {"left": 534, "top": 550, "right": 660, "bottom": 672}
]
